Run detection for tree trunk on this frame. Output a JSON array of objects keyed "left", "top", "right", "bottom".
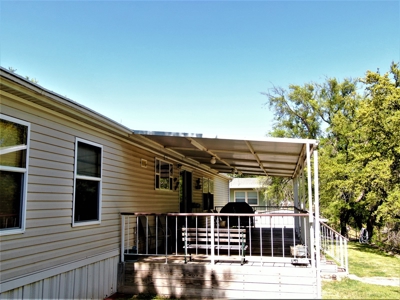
[
  {"left": 339, "top": 209, "right": 350, "bottom": 236},
  {"left": 367, "top": 214, "right": 376, "bottom": 240}
]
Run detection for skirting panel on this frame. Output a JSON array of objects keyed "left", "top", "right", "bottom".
[{"left": 0, "top": 254, "right": 119, "bottom": 300}]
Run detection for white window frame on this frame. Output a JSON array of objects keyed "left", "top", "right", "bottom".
[
  {"left": 72, "top": 138, "right": 103, "bottom": 227},
  {"left": 234, "top": 190, "right": 259, "bottom": 205},
  {"left": 0, "top": 114, "right": 30, "bottom": 235},
  {"left": 155, "top": 158, "right": 173, "bottom": 191}
]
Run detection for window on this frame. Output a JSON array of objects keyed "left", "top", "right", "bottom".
[
  {"left": 0, "top": 114, "right": 30, "bottom": 235},
  {"left": 73, "top": 138, "right": 102, "bottom": 226},
  {"left": 234, "top": 191, "right": 258, "bottom": 205},
  {"left": 155, "top": 158, "right": 173, "bottom": 190}
]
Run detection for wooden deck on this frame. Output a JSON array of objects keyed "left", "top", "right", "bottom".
[
  {"left": 119, "top": 256, "right": 317, "bottom": 299},
  {"left": 119, "top": 226, "right": 317, "bottom": 299}
]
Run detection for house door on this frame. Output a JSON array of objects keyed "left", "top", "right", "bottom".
[{"left": 179, "top": 170, "right": 192, "bottom": 213}]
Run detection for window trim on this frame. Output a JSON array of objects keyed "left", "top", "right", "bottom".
[
  {"left": 0, "top": 114, "right": 30, "bottom": 236},
  {"left": 234, "top": 190, "right": 259, "bottom": 205},
  {"left": 154, "top": 158, "right": 173, "bottom": 191},
  {"left": 72, "top": 138, "right": 103, "bottom": 227}
]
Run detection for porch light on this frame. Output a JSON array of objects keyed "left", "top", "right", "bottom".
[
  {"left": 195, "top": 178, "right": 202, "bottom": 189},
  {"left": 210, "top": 157, "right": 217, "bottom": 164}
]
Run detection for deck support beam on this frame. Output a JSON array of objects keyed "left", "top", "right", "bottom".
[
  {"left": 314, "top": 150, "right": 321, "bottom": 298},
  {"left": 306, "top": 144, "right": 315, "bottom": 269}
]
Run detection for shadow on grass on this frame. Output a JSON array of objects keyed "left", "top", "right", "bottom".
[{"left": 348, "top": 241, "right": 396, "bottom": 258}]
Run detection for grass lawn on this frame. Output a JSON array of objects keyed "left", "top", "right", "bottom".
[
  {"left": 322, "top": 241, "right": 400, "bottom": 299},
  {"left": 323, "top": 278, "right": 399, "bottom": 299},
  {"left": 347, "top": 242, "right": 400, "bottom": 277}
]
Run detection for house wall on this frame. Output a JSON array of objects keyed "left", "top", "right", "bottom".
[
  {"left": 214, "top": 177, "right": 229, "bottom": 208},
  {"left": 0, "top": 82, "right": 229, "bottom": 297},
  {"left": 229, "top": 189, "right": 266, "bottom": 206},
  {"left": 187, "top": 171, "right": 228, "bottom": 212}
]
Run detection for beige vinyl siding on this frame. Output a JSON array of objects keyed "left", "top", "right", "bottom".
[
  {"left": 189, "top": 171, "right": 229, "bottom": 211},
  {"left": 0, "top": 89, "right": 229, "bottom": 291},
  {"left": 213, "top": 176, "right": 229, "bottom": 207},
  {"left": 0, "top": 96, "right": 178, "bottom": 283}
]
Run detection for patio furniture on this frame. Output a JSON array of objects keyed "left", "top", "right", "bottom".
[
  {"left": 219, "top": 202, "right": 255, "bottom": 227},
  {"left": 182, "top": 227, "right": 248, "bottom": 265}
]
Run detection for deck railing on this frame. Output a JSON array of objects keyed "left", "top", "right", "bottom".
[
  {"left": 214, "top": 205, "right": 296, "bottom": 213},
  {"left": 319, "top": 221, "right": 349, "bottom": 274},
  {"left": 120, "top": 211, "right": 312, "bottom": 264}
]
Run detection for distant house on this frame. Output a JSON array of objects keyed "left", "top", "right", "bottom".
[{"left": 229, "top": 178, "right": 266, "bottom": 207}]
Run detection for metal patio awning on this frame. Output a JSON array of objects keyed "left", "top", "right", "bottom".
[{"left": 135, "top": 131, "right": 318, "bottom": 178}]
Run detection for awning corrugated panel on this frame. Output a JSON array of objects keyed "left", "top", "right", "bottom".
[{"left": 135, "top": 131, "right": 318, "bottom": 178}]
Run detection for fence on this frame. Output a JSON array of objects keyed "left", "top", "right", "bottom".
[{"left": 120, "top": 212, "right": 312, "bottom": 264}]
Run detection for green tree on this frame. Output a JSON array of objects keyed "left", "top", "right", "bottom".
[
  {"left": 262, "top": 78, "right": 359, "bottom": 140},
  {"left": 7, "top": 67, "right": 39, "bottom": 83},
  {"left": 351, "top": 62, "right": 400, "bottom": 240},
  {"left": 263, "top": 77, "right": 361, "bottom": 235},
  {"left": 263, "top": 63, "right": 400, "bottom": 246}
]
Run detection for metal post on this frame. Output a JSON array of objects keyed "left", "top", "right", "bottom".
[
  {"left": 282, "top": 223, "right": 285, "bottom": 258},
  {"left": 146, "top": 216, "right": 149, "bottom": 254},
  {"left": 306, "top": 144, "right": 315, "bottom": 268},
  {"left": 155, "top": 215, "right": 158, "bottom": 255},
  {"left": 292, "top": 223, "right": 296, "bottom": 256},
  {"left": 211, "top": 215, "right": 215, "bottom": 264},
  {"left": 165, "top": 215, "right": 168, "bottom": 264},
  {"left": 206, "top": 216, "right": 208, "bottom": 255},
  {"left": 121, "top": 214, "right": 125, "bottom": 262},
  {"left": 238, "top": 216, "right": 241, "bottom": 256},
  {"left": 294, "top": 177, "right": 299, "bottom": 234},
  {"left": 249, "top": 216, "right": 252, "bottom": 257},
  {"left": 175, "top": 216, "right": 178, "bottom": 256},
  {"left": 270, "top": 216, "right": 273, "bottom": 257},
  {"left": 314, "top": 150, "right": 321, "bottom": 299},
  {"left": 340, "top": 236, "right": 344, "bottom": 269},
  {"left": 344, "top": 239, "right": 349, "bottom": 275},
  {"left": 185, "top": 217, "right": 188, "bottom": 262}
]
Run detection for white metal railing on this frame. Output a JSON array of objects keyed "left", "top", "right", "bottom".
[
  {"left": 319, "top": 221, "right": 349, "bottom": 274},
  {"left": 214, "top": 205, "right": 296, "bottom": 213},
  {"left": 121, "top": 212, "right": 313, "bottom": 264}
]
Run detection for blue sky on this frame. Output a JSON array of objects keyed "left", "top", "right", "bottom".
[{"left": 1, "top": 1, "right": 399, "bottom": 139}]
